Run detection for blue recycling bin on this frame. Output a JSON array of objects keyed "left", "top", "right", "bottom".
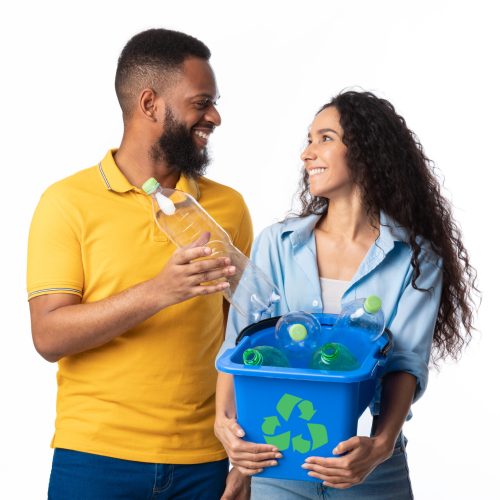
[{"left": 216, "top": 313, "right": 393, "bottom": 482}]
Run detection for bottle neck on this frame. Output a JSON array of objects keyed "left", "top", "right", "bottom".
[
  {"left": 243, "top": 349, "right": 263, "bottom": 366},
  {"left": 320, "top": 343, "right": 340, "bottom": 364}
]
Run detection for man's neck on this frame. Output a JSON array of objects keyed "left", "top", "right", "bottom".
[{"left": 113, "top": 140, "right": 181, "bottom": 190}]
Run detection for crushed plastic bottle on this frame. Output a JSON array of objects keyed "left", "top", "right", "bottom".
[
  {"left": 335, "top": 295, "right": 385, "bottom": 341},
  {"left": 142, "top": 178, "right": 280, "bottom": 322},
  {"left": 274, "top": 311, "right": 321, "bottom": 366}
]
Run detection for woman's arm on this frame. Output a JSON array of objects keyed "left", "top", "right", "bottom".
[
  {"left": 215, "top": 372, "right": 282, "bottom": 475},
  {"left": 302, "top": 371, "right": 416, "bottom": 488}
]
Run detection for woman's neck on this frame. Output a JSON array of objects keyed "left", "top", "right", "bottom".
[{"left": 318, "top": 196, "right": 379, "bottom": 242}]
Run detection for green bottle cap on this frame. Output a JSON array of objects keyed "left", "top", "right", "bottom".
[
  {"left": 364, "top": 295, "right": 382, "bottom": 314},
  {"left": 321, "top": 343, "right": 340, "bottom": 362},
  {"left": 289, "top": 323, "right": 307, "bottom": 342},
  {"left": 243, "top": 349, "right": 263, "bottom": 366},
  {"left": 142, "top": 177, "right": 160, "bottom": 195}
]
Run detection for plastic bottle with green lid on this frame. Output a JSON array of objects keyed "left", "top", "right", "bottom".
[
  {"left": 310, "top": 342, "right": 360, "bottom": 371},
  {"left": 335, "top": 295, "right": 385, "bottom": 340},
  {"left": 274, "top": 311, "right": 321, "bottom": 366},
  {"left": 142, "top": 178, "right": 280, "bottom": 322},
  {"left": 243, "top": 346, "right": 290, "bottom": 367}
]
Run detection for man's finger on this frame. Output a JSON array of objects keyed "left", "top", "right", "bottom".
[
  {"left": 193, "top": 282, "right": 230, "bottom": 296},
  {"left": 188, "top": 231, "right": 211, "bottom": 248},
  {"left": 189, "top": 257, "right": 232, "bottom": 276}
]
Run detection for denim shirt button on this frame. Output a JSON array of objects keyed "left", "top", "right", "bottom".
[{"left": 312, "top": 300, "right": 319, "bottom": 307}]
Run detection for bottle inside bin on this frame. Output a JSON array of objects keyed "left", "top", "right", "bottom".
[
  {"left": 243, "top": 346, "right": 290, "bottom": 368},
  {"left": 335, "top": 295, "right": 385, "bottom": 341},
  {"left": 274, "top": 311, "right": 320, "bottom": 366},
  {"left": 310, "top": 342, "right": 360, "bottom": 371},
  {"left": 142, "top": 178, "right": 281, "bottom": 322}
]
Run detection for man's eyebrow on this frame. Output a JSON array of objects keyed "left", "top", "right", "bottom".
[{"left": 193, "top": 93, "right": 220, "bottom": 101}]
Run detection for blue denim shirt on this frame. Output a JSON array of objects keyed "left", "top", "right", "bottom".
[{"left": 221, "top": 212, "right": 443, "bottom": 414}]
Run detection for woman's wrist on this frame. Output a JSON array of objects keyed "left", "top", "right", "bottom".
[{"left": 371, "top": 433, "right": 398, "bottom": 460}]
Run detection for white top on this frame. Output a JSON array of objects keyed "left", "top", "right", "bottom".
[{"left": 319, "top": 277, "right": 350, "bottom": 314}]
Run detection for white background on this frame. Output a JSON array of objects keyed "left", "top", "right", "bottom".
[{"left": 1, "top": 1, "right": 498, "bottom": 498}]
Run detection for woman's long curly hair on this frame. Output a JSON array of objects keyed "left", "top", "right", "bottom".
[{"left": 297, "top": 90, "right": 478, "bottom": 362}]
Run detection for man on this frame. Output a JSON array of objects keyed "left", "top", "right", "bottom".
[{"left": 27, "top": 28, "right": 251, "bottom": 499}]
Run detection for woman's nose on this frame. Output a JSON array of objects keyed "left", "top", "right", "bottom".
[{"left": 301, "top": 144, "right": 317, "bottom": 162}]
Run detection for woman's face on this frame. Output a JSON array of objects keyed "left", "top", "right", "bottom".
[{"left": 301, "top": 106, "right": 353, "bottom": 199}]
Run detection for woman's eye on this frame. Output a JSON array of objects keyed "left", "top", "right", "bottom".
[{"left": 322, "top": 135, "right": 333, "bottom": 142}]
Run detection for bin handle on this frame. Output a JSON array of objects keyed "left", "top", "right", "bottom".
[
  {"left": 379, "top": 328, "right": 394, "bottom": 358},
  {"left": 237, "top": 317, "right": 393, "bottom": 352},
  {"left": 235, "top": 316, "right": 280, "bottom": 345}
]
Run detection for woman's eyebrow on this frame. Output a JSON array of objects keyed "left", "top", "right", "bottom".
[{"left": 317, "top": 128, "right": 340, "bottom": 136}]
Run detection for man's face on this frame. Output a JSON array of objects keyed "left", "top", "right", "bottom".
[{"left": 151, "top": 57, "right": 221, "bottom": 178}]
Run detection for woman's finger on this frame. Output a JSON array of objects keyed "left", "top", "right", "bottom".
[
  {"left": 323, "top": 481, "right": 353, "bottom": 489},
  {"left": 235, "top": 466, "right": 264, "bottom": 477}
]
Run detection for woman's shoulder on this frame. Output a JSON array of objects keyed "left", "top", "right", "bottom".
[
  {"left": 255, "top": 214, "right": 320, "bottom": 244},
  {"left": 381, "top": 212, "right": 442, "bottom": 268}
]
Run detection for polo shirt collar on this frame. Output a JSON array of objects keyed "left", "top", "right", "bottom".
[{"left": 98, "top": 149, "right": 200, "bottom": 199}]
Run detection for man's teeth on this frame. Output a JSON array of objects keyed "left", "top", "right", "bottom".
[
  {"left": 309, "top": 168, "right": 326, "bottom": 176},
  {"left": 194, "top": 130, "right": 209, "bottom": 140}
]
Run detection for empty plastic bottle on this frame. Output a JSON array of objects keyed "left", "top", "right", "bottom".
[
  {"left": 335, "top": 295, "right": 385, "bottom": 341},
  {"left": 142, "top": 178, "right": 280, "bottom": 322},
  {"left": 274, "top": 311, "right": 321, "bottom": 366},
  {"left": 310, "top": 342, "right": 360, "bottom": 371},
  {"left": 243, "top": 346, "right": 290, "bottom": 367}
]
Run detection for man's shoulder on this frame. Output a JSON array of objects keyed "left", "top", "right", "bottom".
[{"left": 42, "top": 165, "right": 100, "bottom": 201}]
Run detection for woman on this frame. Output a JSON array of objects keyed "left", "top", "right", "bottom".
[{"left": 215, "top": 90, "right": 477, "bottom": 499}]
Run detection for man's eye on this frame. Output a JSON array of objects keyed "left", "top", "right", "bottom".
[{"left": 195, "top": 99, "right": 215, "bottom": 109}]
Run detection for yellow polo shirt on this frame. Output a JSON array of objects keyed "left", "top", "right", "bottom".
[{"left": 27, "top": 149, "right": 253, "bottom": 464}]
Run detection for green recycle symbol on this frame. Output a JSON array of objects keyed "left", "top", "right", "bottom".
[{"left": 261, "top": 393, "right": 329, "bottom": 453}]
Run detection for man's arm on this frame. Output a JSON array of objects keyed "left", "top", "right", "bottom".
[{"left": 30, "top": 238, "right": 235, "bottom": 362}]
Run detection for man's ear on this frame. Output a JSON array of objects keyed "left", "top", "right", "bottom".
[{"left": 138, "top": 88, "right": 159, "bottom": 122}]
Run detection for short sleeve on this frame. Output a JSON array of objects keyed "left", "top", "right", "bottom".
[
  {"left": 382, "top": 256, "right": 443, "bottom": 402},
  {"left": 27, "top": 188, "right": 84, "bottom": 300}
]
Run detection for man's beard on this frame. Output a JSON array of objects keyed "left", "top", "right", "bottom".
[{"left": 151, "top": 108, "right": 210, "bottom": 178}]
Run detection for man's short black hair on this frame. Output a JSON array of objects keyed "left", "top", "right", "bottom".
[{"left": 115, "top": 28, "right": 211, "bottom": 118}]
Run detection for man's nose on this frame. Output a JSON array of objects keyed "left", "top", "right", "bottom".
[{"left": 206, "top": 105, "right": 221, "bottom": 127}]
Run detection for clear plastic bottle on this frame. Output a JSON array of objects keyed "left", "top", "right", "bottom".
[
  {"left": 335, "top": 295, "right": 385, "bottom": 341},
  {"left": 142, "top": 178, "right": 281, "bottom": 322},
  {"left": 309, "top": 342, "right": 360, "bottom": 371},
  {"left": 243, "top": 346, "right": 290, "bottom": 367},
  {"left": 274, "top": 311, "right": 321, "bottom": 366}
]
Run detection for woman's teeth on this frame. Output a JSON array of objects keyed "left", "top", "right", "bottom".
[{"left": 309, "top": 168, "right": 326, "bottom": 176}]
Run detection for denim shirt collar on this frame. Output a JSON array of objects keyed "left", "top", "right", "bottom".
[
  {"left": 280, "top": 211, "right": 407, "bottom": 244},
  {"left": 279, "top": 211, "right": 409, "bottom": 287}
]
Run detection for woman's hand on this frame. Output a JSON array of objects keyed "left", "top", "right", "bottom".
[
  {"left": 301, "top": 435, "right": 393, "bottom": 489},
  {"left": 214, "top": 415, "right": 282, "bottom": 476}
]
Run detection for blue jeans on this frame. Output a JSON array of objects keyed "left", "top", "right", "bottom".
[
  {"left": 48, "top": 448, "right": 229, "bottom": 500},
  {"left": 251, "top": 435, "right": 413, "bottom": 500}
]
